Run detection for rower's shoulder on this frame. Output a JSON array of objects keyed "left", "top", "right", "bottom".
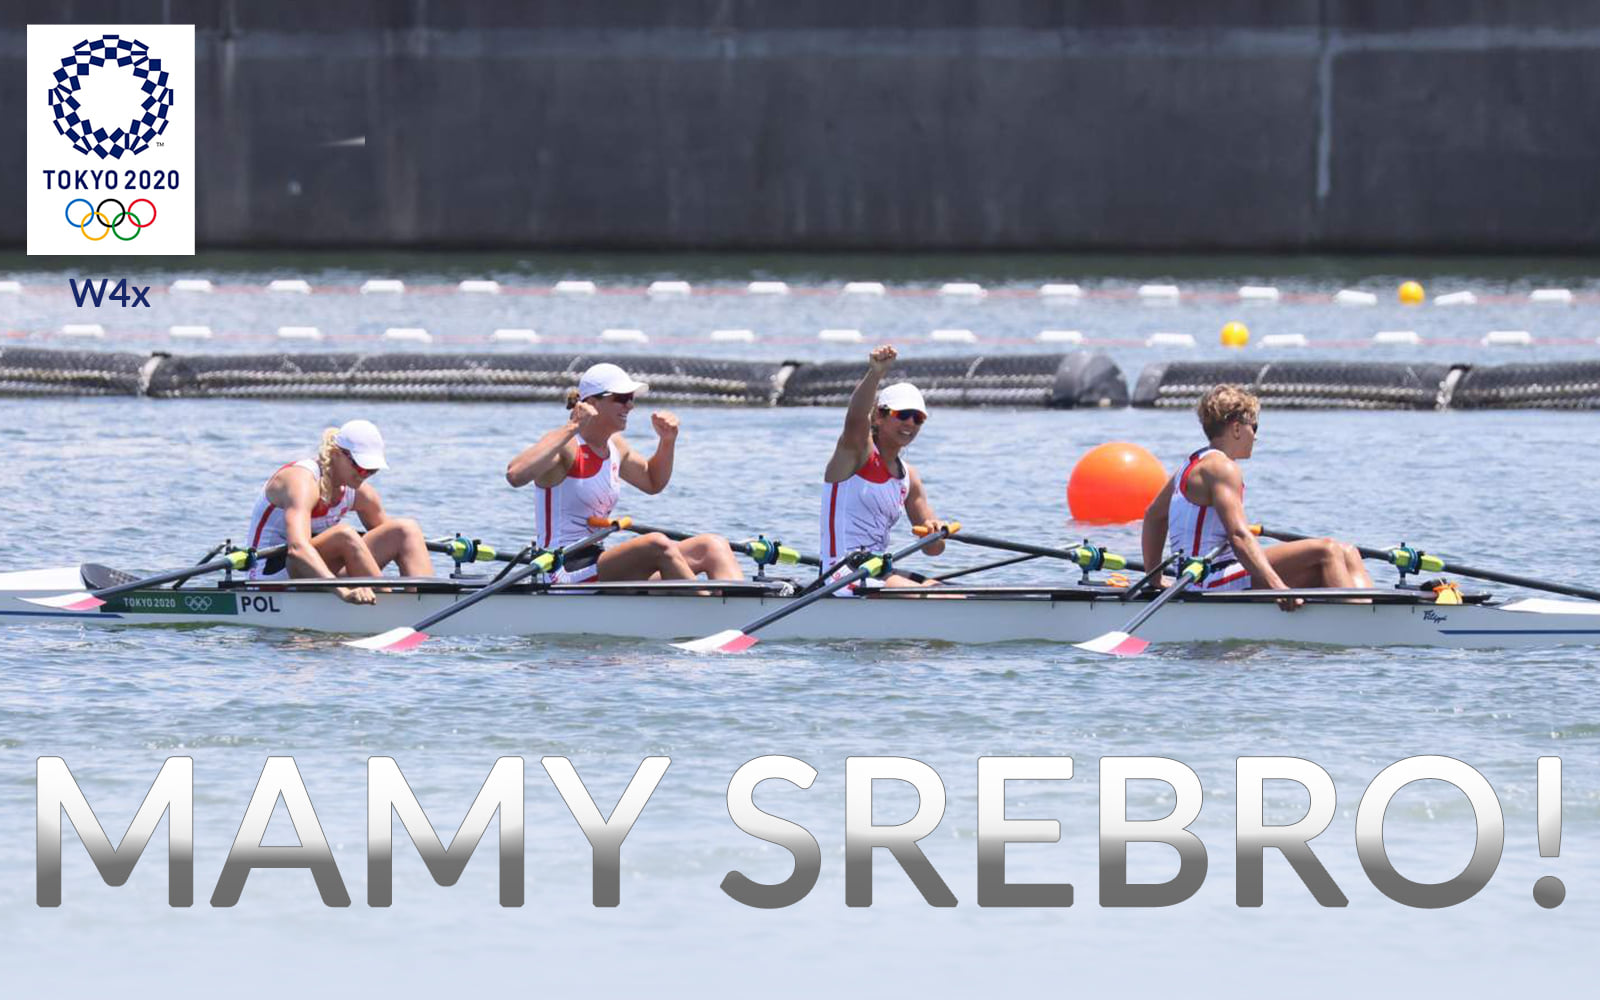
[{"left": 1194, "top": 450, "right": 1243, "bottom": 483}]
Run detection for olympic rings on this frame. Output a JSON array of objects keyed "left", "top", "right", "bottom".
[{"left": 64, "top": 198, "right": 157, "bottom": 241}]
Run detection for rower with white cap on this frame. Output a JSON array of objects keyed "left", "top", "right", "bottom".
[
  {"left": 820, "top": 345, "right": 949, "bottom": 589},
  {"left": 243, "top": 419, "right": 433, "bottom": 604},
  {"left": 506, "top": 362, "right": 743, "bottom": 583}
]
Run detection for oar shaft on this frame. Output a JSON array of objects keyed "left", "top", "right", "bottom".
[
  {"left": 934, "top": 552, "right": 1041, "bottom": 582},
  {"left": 94, "top": 544, "right": 288, "bottom": 599},
  {"left": 1256, "top": 526, "right": 1600, "bottom": 602},
  {"left": 734, "top": 528, "right": 953, "bottom": 637},
  {"left": 1120, "top": 543, "right": 1229, "bottom": 635},
  {"left": 411, "top": 524, "right": 617, "bottom": 632},
  {"left": 625, "top": 522, "right": 823, "bottom": 568}
]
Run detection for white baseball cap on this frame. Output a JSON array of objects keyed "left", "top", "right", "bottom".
[
  {"left": 334, "top": 419, "right": 389, "bottom": 471},
  {"left": 877, "top": 382, "right": 928, "bottom": 415},
  {"left": 577, "top": 362, "right": 649, "bottom": 400}
]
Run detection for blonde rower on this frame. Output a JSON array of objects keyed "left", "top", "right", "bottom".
[
  {"left": 245, "top": 419, "right": 432, "bottom": 605},
  {"left": 820, "top": 344, "right": 949, "bottom": 589},
  {"left": 1141, "top": 384, "right": 1373, "bottom": 611},
  {"left": 506, "top": 362, "right": 743, "bottom": 583}
]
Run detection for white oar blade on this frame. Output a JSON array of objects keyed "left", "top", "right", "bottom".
[
  {"left": 672, "top": 629, "right": 759, "bottom": 654},
  {"left": 345, "top": 627, "right": 431, "bottom": 653},
  {"left": 1074, "top": 631, "right": 1150, "bottom": 657},
  {"left": 22, "top": 591, "right": 105, "bottom": 611}
]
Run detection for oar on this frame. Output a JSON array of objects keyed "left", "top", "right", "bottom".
[
  {"left": 346, "top": 517, "right": 628, "bottom": 652},
  {"left": 934, "top": 552, "right": 1042, "bottom": 582},
  {"left": 24, "top": 544, "right": 288, "bottom": 610},
  {"left": 1075, "top": 544, "right": 1228, "bottom": 657},
  {"left": 1252, "top": 525, "right": 1600, "bottom": 603},
  {"left": 426, "top": 536, "right": 520, "bottom": 565},
  {"left": 674, "top": 523, "right": 959, "bottom": 654},
  {"left": 943, "top": 530, "right": 1143, "bottom": 574},
  {"left": 620, "top": 521, "right": 822, "bottom": 569}
]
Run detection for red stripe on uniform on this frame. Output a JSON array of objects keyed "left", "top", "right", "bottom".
[
  {"left": 1205, "top": 567, "right": 1251, "bottom": 589},
  {"left": 250, "top": 505, "right": 275, "bottom": 549},
  {"left": 827, "top": 482, "right": 840, "bottom": 559}
]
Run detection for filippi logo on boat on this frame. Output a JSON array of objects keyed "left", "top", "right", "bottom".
[{"left": 26, "top": 25, "right": 195, "bottom": 256}]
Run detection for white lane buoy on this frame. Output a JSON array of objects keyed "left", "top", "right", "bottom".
[
  {"left": 710, "top": 329, "right": 757, "bottom": 342},
  {"left": 1039, "top": 283, "right": 1083, "bottom": 300},
  {"left": 360, "top": 279, "right": 406, "bottom": 294},
  {"left": 60, "top": 323, "right": 106, "bottom": 338},
  {"left": 554, "top": 280, "right": 597, "bottom": 295},
  {"left": 277, "top": 326, "right": 323, "bottom": 341},
  {"left": 746, "top": 281, "right": 789, "bottom": 296},
  {"left": 267, "top": 279, "right": 312, "bottom": 293},
  {"left": 0, "top": 280, "right": 23, "bottom": 294},
  {"left": 458, "top": 280, "right": 501, "bottom": 294},
  {"left": 383, "top": 327, "right": 432, "bottom": 344},
  {"left": 647, "top": 280, "right": 691, "bottom": 298},
  {"left": 1334, "top": 289, "right": 1378, "bottom": 307},
  {"left": 939, "top": 282, "right": 986, "bottom": 298},
  {"left": 1482, "top": 330, "right": 1533, "bottom": 346},
  {"left": 491, "top": 328, "right": 540, "bottom": 343},
  {"left": 1259, "top": 333, "right": 1309, "bottom": 347},
  {"left": 1037, "top": 329, "right": 1084, "bottom": 344},
  {"left": 841, "top": 281, "right": 886, "bottom": 297},
  {"left": 1433, "top": 291, "right": 1477, "bottom": 307},
  {"left": 819, "top": 328, "right": 864, "bottom": 343},
  {"left": 1145, "top": 332, "right": 1195, "bottom": 347},
  {"left": 1530, "top": 288, "right": 1573, "bottom": 305},
  {"left": 168, "top": 325, "right": 213, "bottom": 340},
  {"left": 1238, "top": 285, "right": 1281, "bottom": 302},
  {"left": 1138, "top": 284, "right": 1181, "bottom": 304},
  {"left": 1372, "top": 330, "right": 1421, "bottom": 345},
  {"left": 929, "top": 328, "right": 978, "bottom": 343},
  {"left": 600, "top": 328, "right": 649, "bottom": 343},
  {"left": 170, "top": 278, "right": 213, "bottom": 293}
]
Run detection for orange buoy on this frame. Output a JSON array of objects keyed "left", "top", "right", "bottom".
[
  {"left": 1398, "top": 280, "right": 1425, "bottom": 305},
  {"left": 1068, "top": 442, "right": 1168, "bottom": 524},
  {"left": 1220, "top": 320, "right": 1250, "bottom": 348}
]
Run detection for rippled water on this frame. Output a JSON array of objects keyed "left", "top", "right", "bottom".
[{"left": 2, "top": 254, "right": 1598, "bottom": 996}]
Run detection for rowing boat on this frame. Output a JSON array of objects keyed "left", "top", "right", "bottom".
[{"left": 3, "top": 563, "right": 1599, "bottom": 648}]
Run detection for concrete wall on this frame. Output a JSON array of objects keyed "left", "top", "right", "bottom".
[{"left": 5, "top": 1, "right": 1599, "bottom": 251}]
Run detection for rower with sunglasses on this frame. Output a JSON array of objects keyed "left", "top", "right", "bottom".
[
  {"left": 243, "top": 419, "right": 433, "bottom": 604},
  {"left": 506, "top": 362, "right": 743, "bottom": 583},
  {"left": 820, "top": 344, "right": 951, "bottom": 591},
  {"left": 1140, "top": 384, "right": 1372, "bottom": 611}
]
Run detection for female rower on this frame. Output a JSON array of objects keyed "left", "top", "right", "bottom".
[
  {"left": 245, "top": 419, "right": 432, "bottom": 604},
  {"left": 820, "top": 344, "right": 949, "bottom": 589},
  {"left": 506, "top": 362, "right": 743, "bottom": 583},
  {"left": 1140, "top": 384, "right": 1373, "bottom": 611}
]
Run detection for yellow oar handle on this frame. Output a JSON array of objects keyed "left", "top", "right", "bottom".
[
  {"left": 226, "top": 549, "right": 253, "bottom": 571},
  {"left": 442, "top": 538, "right": 500, "bottom": 562},
  {"left": 746, "top": 538, "right": 803, "bottom": 566},
  {"left": 912, "top": 521, "right": 961, "bottom": 537}
]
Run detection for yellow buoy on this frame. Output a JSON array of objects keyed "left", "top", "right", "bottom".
[
  {"left": 1398, "top": 280, "right": 1425, "bottom": 305},
  {"left": 1220, "top": 321, "right": 1250, "bottom": 348}
]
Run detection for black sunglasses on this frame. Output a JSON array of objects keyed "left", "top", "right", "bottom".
[
  {"left": 878, "top": 407, "right": 926, "bottom": 426},
  {"left": 599, "top": 392, "right": 635, "bottom": 405}
]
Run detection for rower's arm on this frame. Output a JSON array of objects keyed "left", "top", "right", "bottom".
[
  {"left": 1207, "top": 465, "right": 1288, "bottom": 590},
  {"left": 904, "top": 465, "right": 945, "bottom": 556},
  {"left": 268, "top": 468, "right": 340, "bottom": 580},
  {"left": 617, "top": 435, "right": 668, "bottom": 495},
  {"left": 824, "top": 345, "right": 895, "bottom": 483},
  {"left": 353, "top": 482, "right": 388, "bottom": 531},
  {"left": 1140, "top": 475, "right": 1175, "bottom": 571},
  {"left": 506, "top": 418, "right": 581, "bottom": 489}
]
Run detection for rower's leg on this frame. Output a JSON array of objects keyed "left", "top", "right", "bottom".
[
  {"left": 596, "top": 533, "right": 695, "bottom": 581},
  {"left": 677, "top": 534, "right": 746, "bottom": 581},
  {"left": 884, "top": 573, "right": 937, "bottom": 588},
  {"left": 361, "top": 518, "right": 432, "bottom": 576},
  {"left": 1343, "top": 543, "right": 1375, "bottom": 588},
  {"left": 308, "top": 523, "right": 382, "bottom": 578},
  {"left": 1257, "top": 538, "right": 1354, "bottom": 588}
]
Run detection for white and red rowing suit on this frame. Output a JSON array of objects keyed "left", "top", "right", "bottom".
[
  {"left": 535, "top": 440, "right": 620, "bottom": 583},
  {"left": 1167, "top": 447, "right": 1251, "bottom": 591},
  {"left": 820, "top": 446, "right": 910, "bottom": 591},
  {"left": 244, "top": 459, "right": 358, "bottom": 581}
]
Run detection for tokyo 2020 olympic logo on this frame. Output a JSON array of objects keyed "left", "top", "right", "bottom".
[{"left": 47, "top": 35, "right": 174, "bottom": 159}]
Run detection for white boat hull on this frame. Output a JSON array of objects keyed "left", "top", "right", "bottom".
[{"left": 3, "top": 566, "right": 1600, "bottom": 649}]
